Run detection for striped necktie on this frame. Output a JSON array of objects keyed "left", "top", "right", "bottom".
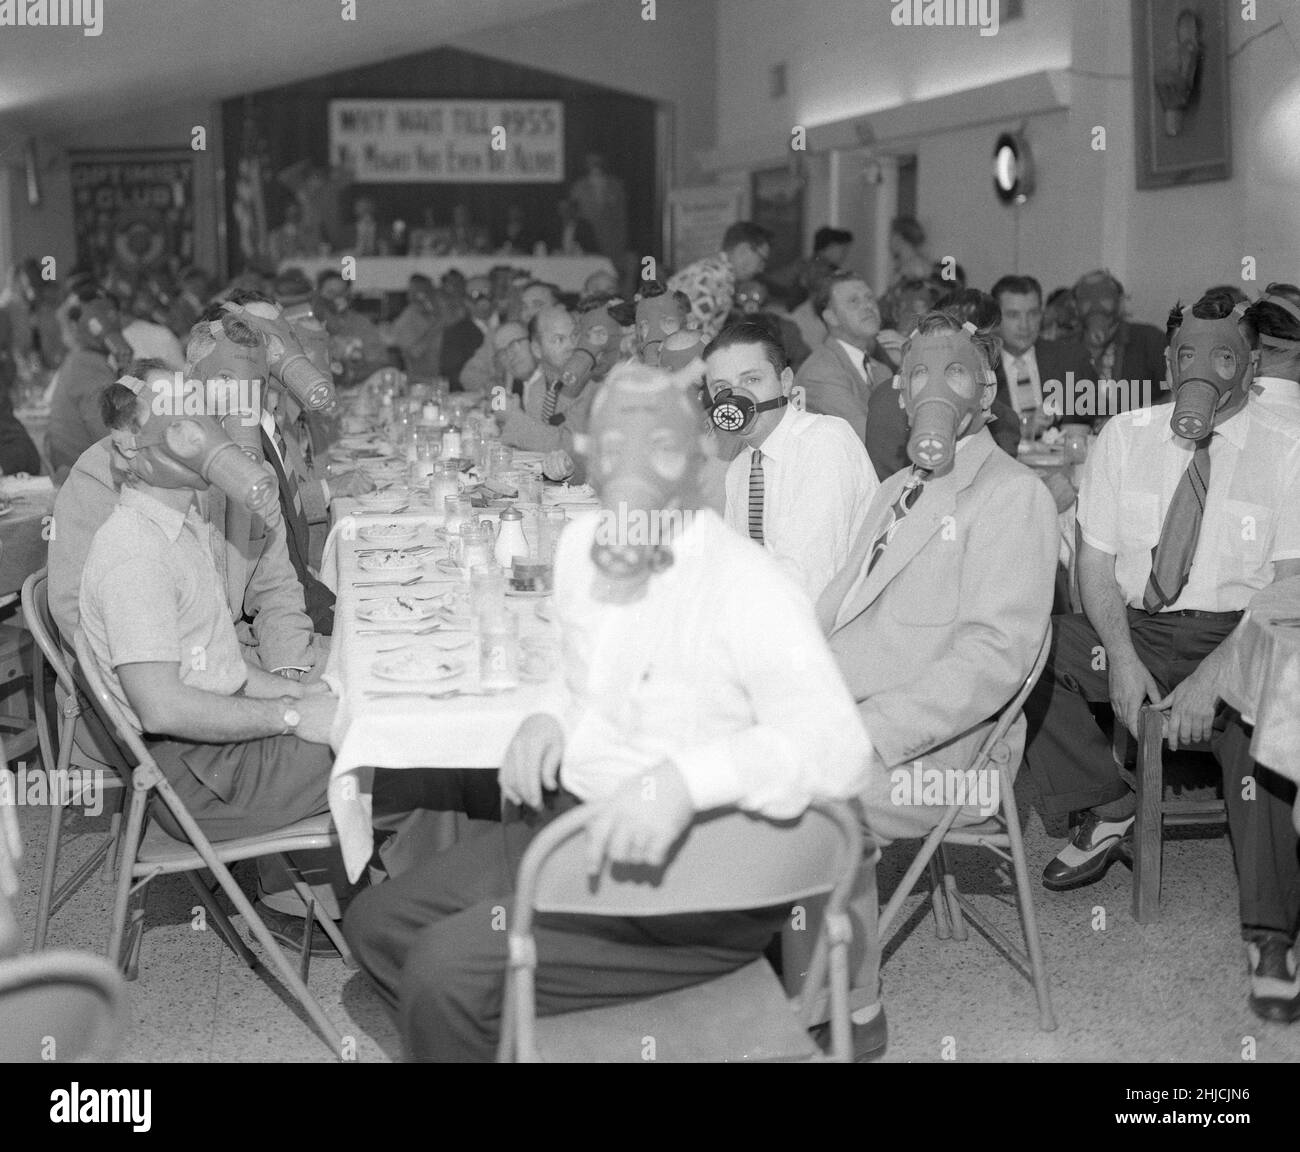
[
  {"left": 540, "top": 380, "right": 561, "bottom": 423},
  {"left": 867, "top": 469, "right": 926, "bottom": 575},
  {"left": 1012, "top": 357, "right": 1038, "bottom": 414},
  {"left": 1143, "top": 435, "right": 1212, "bottom": 613},
  {"left": 748, "top": 449, "right": 765, "bottom": 543}
]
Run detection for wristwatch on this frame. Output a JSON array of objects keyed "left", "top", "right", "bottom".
[{"left": 281, "top": 706, "right": 302, "bottom": 736}]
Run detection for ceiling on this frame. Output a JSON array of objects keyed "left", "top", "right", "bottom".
[{"left": 0, "top": 0, "right": 591, "bottom": 140}]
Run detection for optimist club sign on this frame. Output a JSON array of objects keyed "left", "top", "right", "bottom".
[{"left": 329, "top": 99, "right": 564, "bottom": 184}]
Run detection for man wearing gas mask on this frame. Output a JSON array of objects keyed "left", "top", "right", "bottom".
[
  {"left": 315, "top": 268, "right": 391, "bottom": 389},
  {"left": 343, "top": 360, "right": 871, "bottom": 1062},
  {"left": 1023, "top": 288, "right": 1300, "bottom": 1024},
  {"left": 704, "top": 320, "right": 877, "bottom": 602},
  {"left": 817, "top": 310, "right": 1057, "bottom": 1059},
  {"left": 190, "top": 297, "right": 337, "bottom": 635},
  {"left": 494, "top": 305, "right": 589, "bottom": 462},
  {"left": 1069, "top": 270, "right": 1166, "bottom": 420},
  {"left": 47, "top": 286, "right": 134, "bottom": 475},
  {"left": 632, "top": 281, "right": 690, "bottom": 367}
]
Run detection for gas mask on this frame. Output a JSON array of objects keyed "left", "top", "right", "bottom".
[
  {"left": 576, "top": 363, "right": 706, "bottom": 603},
  {"left": 187, "top": 326, "right": 270, "bottom": 462},
  {"left": 1166, "top": 303, "right": 1253, "bottom": 441},
  {"left": 559, "top": 303, "right": 626, "bottom": 392},
  {"left": 282, "top": 301, "right": 335, "bottom": 382},
  {"left": 897, "top": 322, "right": 996, "bottom": 474},
  {"left": 110, "top": 372, "right": 278, "bottom": 514},
  {"left": 71, "top": 294, "right": 133, "bottom": 368},
  {"left": 704, "top": 385, "right": 787, "bottom": 435},
  {"left": 634, "top": 294, "right": 685, "bottom": 365},
  {"left": 221, "top": 301, "right": 334, "bottom": 411},
  {"left": 1255, "top": 292, "right": 1300, "bottom": 355},
  {"left": 1075, "top": 276, "right": 1123, "bottom": 352}
]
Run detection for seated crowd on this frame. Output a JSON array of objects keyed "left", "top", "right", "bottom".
[{"left": 29, "top": 212, "right": 1300, "bottom": 1061}]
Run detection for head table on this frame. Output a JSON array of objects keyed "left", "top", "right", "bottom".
[{"left": 321, "top": 448, "right": 599, "bottom": 882}]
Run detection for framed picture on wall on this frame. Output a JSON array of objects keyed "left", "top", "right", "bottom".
[
  {"left": 69, "top": 149, "right": 196, "bottom": 288},
  {"left": 1132, "top": 0, "right": 1231, "bottom": 189},
  {"left": 750, "top": 166, "right": 805, "bottom": 272}
]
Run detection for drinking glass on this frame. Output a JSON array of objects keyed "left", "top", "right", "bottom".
[
  {"left": 1018, "top": 411, "right": 1037, "bottom": 451},
  {"left": 478, "top": 607, "right": 520, "bottom": 691},
  {"left": 515, "top": 472, "right": 542, "bottom": 507},
  {"left": 1062, "top": 424, "right": 1090, "bottom": 465},
  {"left": 519, "top": 635, "right": 559, "bottom": 683},
  {"left": 460, "top": 523, "right": 493, "bottom": 574},
  {"left": 486, "top": 443, "right": 514, "bottom": 480},
  {"left": 444, "top": 494, "right": 472, "bottom": 535},
  {"left": 470, "top": 563, "right": 507, "bottom": 620}
]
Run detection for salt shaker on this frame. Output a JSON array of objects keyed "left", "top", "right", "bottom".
[{"left": 494, "top": 504, "right": 529, "bottom": 570}]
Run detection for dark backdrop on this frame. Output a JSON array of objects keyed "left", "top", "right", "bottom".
[{"left": 222, "top": 45, "right": 657, "bottom": 273}]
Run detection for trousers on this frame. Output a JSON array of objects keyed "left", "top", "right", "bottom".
[{"left": 1023, "top": 610, "right": 1300, "bottom": 936}]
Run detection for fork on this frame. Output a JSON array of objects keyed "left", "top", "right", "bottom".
[
  {"left": 352, "top": 575, "right": 425, "bottom": 588},
  {"left": 364, "top": 689, "right": 493, "bottom": 700},
  {"left": 357, "top": 623, "right": 443, "bottom": 636}
]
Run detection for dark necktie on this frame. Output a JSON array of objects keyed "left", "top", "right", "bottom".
[
  {"left": 748, "top": 449, "right": 765, "bottom": 543},
  {"left": 271, "top": 424, "right": 305, "bottom": 521},
  {"left": 540, "top": 380, "right": 561, "bottom": 423},
  {"left": 868, "top": 469, "right": 926, "bottom": 575},
  {"left": 1143, "top": 436, "right": 1212, "bottom": 613}
]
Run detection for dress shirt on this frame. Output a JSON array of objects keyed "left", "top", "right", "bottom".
[
  {"left": 1250, "top": 375, "right": 1300, "bottom": 421},
  {"left": 1001, "top": 346, "right": 1042, "bottom": 415},
  {"left": 552, "top": 507, "right": 871, "bottom": 817},
  {"left": 836, "top": 339, "right": 870, "bottom": 385},
  {"left": 1077, "top": 402, "right": 1300, "bottom": 612},
  {"left": 723, "top": 406, "right": 879, "bottom": 602},
  {"left": 666, "top": 252, "right": 736, "bottom": 342},
  {"left": 79, "top": 487, "right": 248, "bottom": 731}
]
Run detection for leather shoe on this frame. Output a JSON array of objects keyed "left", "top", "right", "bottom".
[
  {"left": 1247, "top": 936, "right": 1300, "bottom": 1024},
  {"left": 1041, "top": 811, "right": 1133, "bottom": 891},
  {"left": 254, "top": 901, "right": 342, "bottom": 959},
  {"left": 809, "top": 1007, "right": 888, "bottom": 1062}
]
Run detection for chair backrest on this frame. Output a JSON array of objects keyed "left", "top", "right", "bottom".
[
  {"left": 0, "top": 951, "right": 126, "bottom": 1061},
  {"left": 22, "top": 568, "right": 72, "bottom": 694},
  {"left": 514, "top": 800, "right": 864, "bottom": 923},
  {"left": 70, "top": 630, "right": 155, "bottom": 776}
]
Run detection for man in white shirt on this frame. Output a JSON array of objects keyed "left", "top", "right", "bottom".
[
  {"left": 344, "top": 361, "right": 872, "bottom": 1062},
  {"left": 706, "top": 320, "right": 878, "bottom": 602},
  {"left": 1244, "top": 284, "right": 1300, "bottom": 423},
  {"left": 794, "top": 270, "right": 894, "bottom": 445},
  {"left": 1023, "top": 290, "right": 1300, "bottom": 1023}
]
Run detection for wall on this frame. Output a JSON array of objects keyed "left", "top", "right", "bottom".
[
  {"left": 451, "top": 0, "right": 717, "bottom": 186},
  {"left": 4, "top": 97, "right": 217, "bottom": 277},
  {"left": 710, "top": 0, "right": 1300, "bottom": 329}
]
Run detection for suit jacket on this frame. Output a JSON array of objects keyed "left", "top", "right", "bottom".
[
  {"left": 1069, "top": 321, "right": 1167, "bottom": 411},
  {"left": 795, "top": 338, "right": 893, "bottom": 445},
  {"left": 48, "top": 437, "right": 319, "bottom": 673},
  {"left": 261, "top": 428, "right": 335, "bottom": 635},
  {"left": 439, "top": 316, "right": 486, "bottom": 387},
  {"left": 816, "top": 429, "right": 1057, "bottom": 788}
]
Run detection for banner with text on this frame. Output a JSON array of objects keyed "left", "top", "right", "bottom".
[{"left": 329, "top": 99, "right": 565, "bottom": 184}]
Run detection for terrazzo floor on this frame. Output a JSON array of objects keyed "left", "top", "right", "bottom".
[{"left": 8, "top": 768, "right": 1300, "bottom": 1064}]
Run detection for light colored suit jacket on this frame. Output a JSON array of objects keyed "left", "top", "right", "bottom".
[
  {"left": 816, "top": 429, "right": 1057, "bottom": 784},
  {"left": 49, "top": 438, "right": 320, "bottom": 674},
  {"left": 795, "top": 338, "right": 893, "bottom": 446}
]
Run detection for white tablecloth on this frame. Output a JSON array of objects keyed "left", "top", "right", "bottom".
[
  {"left": 322, "top": 482, "right": 597, "bottom": 881},
  {"left": 281, "top": 255, "right": 615, "bottom": 296}
]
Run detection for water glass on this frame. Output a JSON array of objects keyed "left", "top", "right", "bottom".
[
  {"left": 470, "top": 563, "right": 507, "bottom": 620},
  {"left": 1062, "top": 423, "right": 1090, "bottom": 465},
  {"left": 443, "top": 494, "right": 472, "bottom": 535},
  {"left": 519, "top": 635, "right": 559, "bottom": 683},
  {"left": 1018, "top": 411, "right": 1038, "bottom": 450},
  {"left": 460, "top": 523, "right": 494, "bottom": 574},
  {"left": 478, "top": 607, "right": 520, "bottom": 691},
  {"left": 486, "top": 443, "right": 514, "bottom": 480},
  {"left": 515, "top": 472, "right": 542, "bottom": 507}
]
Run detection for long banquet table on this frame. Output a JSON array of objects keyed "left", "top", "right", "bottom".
[
  {"left": 282, "top": 254, "right": 616, "bottom": 297},
  {"left": 321, "top": 453, "right": 599, "bottom": 882}
]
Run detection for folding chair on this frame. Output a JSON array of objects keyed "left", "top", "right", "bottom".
[
  {"left": 71, "top": 630, "right": 353, "bottom": 1060},
  {"left": 877, "top": 630, "right": 1057, "bottom": 1031},
  {"left": 1114, "top": 706, "right": 1225, "bottom": 924},
  {"left": 0, "top": 950, "right": 127, "bottom": 1061},
  {"left": 22, "top": 569, "right": 127, "bottom": 949},
  {"left": 499, "top": 800, "right": 864, "bottom": 1063}
]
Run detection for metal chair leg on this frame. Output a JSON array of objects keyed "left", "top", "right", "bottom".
[
  {"left": 1132, "top": 706, "right": 1165, "bottom": 923},
  {"left": 999, "top": 765, "right": 1057, "bottom": 1031},
  {"left": 33, "top": 799, "right": 65, "bottom": 949},
  {"left": 927, "top": 855, "right": 953, "bottom": 939},
  {"left": 106, "top": 788, "right": 148, "bottom": 972}
]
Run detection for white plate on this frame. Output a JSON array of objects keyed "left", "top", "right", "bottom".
[
  {"left": 358, "top": 552, "right": 422, "bottom": 573},
  {"left": 338, "top": 435, "right": 386, "bottom": 451},
  {"left": 505, "top": 587, "right": 551, "bottom": 599},
  {"left": 360, "top": 523, "right": 418, "bottom": 543},
  {"left": 437, "top": 606, "right": 473, "bottom": 630},
  {"left": 435, "top": 557, "right": 465, "bottom": 573},
  {"left": 357, "top": 597, "right": 442, "bottom": 623},
  {"left": 371, "top": 654, "right": 465, "bottom": 683}
]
